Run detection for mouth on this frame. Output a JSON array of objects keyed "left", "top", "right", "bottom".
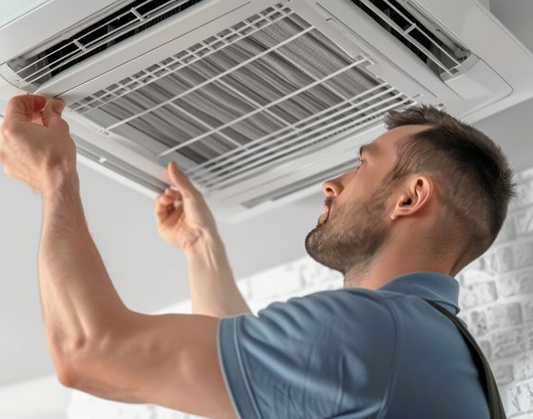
[{"left": 317, "top": 203, "right": 331, "bottom": 226}]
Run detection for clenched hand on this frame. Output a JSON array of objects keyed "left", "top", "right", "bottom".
[{"left": 0, "top": 95, "right": 78, "bottom": 195}]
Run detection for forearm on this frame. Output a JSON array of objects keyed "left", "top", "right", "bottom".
[
  {"left": 1, "top": 94, "right": 235, "bottom": 415},
  {"left": 38, "top": 182, "right": 233, "bottom": 415},
  {"left": 187, "top": 235, "right": 252, "bottom": 317},
  {"left": 39, "top": 180, "right": 129, "bottom": 372}
]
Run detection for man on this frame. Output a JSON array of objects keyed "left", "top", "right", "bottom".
[{"left": 0, "top": 94, "right": 514, "bottom": 418}]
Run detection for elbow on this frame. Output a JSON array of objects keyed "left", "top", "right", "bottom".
[
  {"left": 56, "top": 361, "right": 78, "bottom": 389},
  {"left": 50, "top": 336, "right": 91, "bottom": 389},
  {"left": 53, "top": 350, "right": 81, "bottom": 389}
]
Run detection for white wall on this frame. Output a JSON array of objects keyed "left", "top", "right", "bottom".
[
  {"left": 458, "top": 167, "right": 533, "bottom": 418},
  {"left": 0, "top": 375, "right": 69, "bottom": 419}
]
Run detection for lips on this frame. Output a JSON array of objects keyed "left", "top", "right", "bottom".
[{"left": 317, "top": 204, "right": 330, "bottom": 225}]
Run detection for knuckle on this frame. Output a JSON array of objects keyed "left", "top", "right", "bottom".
[
  {"left": 2, "top": 123, "right": 22, "bottom": 139},
  {"left": 60, "top": 119, "right": 70, "bottom": 132},
  {"left": 1, "top": 124, "right": 12, "bottom": 138}
]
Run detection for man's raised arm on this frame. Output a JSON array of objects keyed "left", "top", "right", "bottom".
[
  {"left": 155, "top": 162, "right": 252, "bottom": 317},
  {"left": 0, "top": 95, "right": 235, "bottom": 417}
]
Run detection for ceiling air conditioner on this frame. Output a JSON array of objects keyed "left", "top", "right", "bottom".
[{"left": 1, "top": 0, "right": 532, "bottom": 222}]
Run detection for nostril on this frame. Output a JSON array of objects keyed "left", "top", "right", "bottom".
[
  {"left": 322, "top": 184, "right": 334, "bottom": 197},
  {"left": 322, "top": 178, "right": 343, "bottom": 197}
]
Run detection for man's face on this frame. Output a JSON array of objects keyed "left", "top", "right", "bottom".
[{"left": 305, "top": 125, "right": 427, "bottom": 275}]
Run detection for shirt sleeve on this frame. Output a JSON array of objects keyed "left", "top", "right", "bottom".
[{"left": 217, "top": 289, "right": 397, "bottom": 419}]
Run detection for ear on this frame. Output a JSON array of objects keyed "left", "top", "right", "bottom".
[{"left": 390, "top": 175, "right": 434, "bottom": 221}]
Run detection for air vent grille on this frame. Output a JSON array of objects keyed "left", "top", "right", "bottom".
[
  {"left": 242, "top": 160, "right": 358, "bottom": 209},
  {"left": 72, "top": 4, "right": 416, "bottom": 193},
  {"left": 73, "top": 135, "right": 167, "bottom": 192},
  {"left": 351, "top": 0, "right": 471, "bottom": 77},
  {"left": 8, "top": 0, "right": 205, "bottom": 89}
]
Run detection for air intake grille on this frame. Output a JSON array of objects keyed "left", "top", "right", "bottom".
[
  {"left": 72, "top": 4, "right": 416, "bottom": 193},
  {"left": 8, "top": 0, "right": 205, "bottom": 89},
  {"left": 351, "top": 0, "right": 471, "bottom": 77},
  {"left": 242, "top": 160, "right": 357, "bottom": 209},
  {"left": 73, "top": 135, "right": 168, "bottom": 192}
]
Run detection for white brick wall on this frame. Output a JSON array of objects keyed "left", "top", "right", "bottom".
[
  {"left": 457, "top": 167, "right": 533, "bottom": 418},
  {"left": 67, "top": 167, "right": 533, "bottom": 418}
]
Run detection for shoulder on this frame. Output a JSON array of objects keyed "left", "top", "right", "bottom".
[
  {"left": 237, "top": 288, "right": 396, "bottom": 331},
  {"left": 217, "top": 289, "right": 400, "bottom": 417},
  {"left": 218, "top": 287, "right": 400, "bottom": 368}
]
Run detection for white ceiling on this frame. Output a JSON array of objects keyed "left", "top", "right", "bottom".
[{"left": 1, "top": 0, "right": 533, "bottom": 387}]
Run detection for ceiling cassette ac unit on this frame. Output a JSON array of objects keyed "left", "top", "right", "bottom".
[{"left": 1, "top": 0, "right": 532, "bottom": 222}]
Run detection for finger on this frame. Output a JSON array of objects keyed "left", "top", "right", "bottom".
[
  {"left": 155, "top": 194, "right": 172, "bottom": 212},
  {"left": 154, "top": 201, "right": 182, "bottom": 226},
  {"left": 167, "top": 161, "right": 198, "bottom": 197},
  {"left": 154, "top": 193, "right": 180, "bottom": 217},
  {"left": 164, "top": 187, "right": 179, "bottom": 199},
  {"left": 157, "top": 189, "right": 180, "bottom": 206},
  {"left": 4, "top": 95, "right": 47, "bottom": 125},
  {"left": 154, "top": 201, "right": 172, "bottom": 221},
  {"left": 41, "top": 98, "right": 66, "bottom": 128}
]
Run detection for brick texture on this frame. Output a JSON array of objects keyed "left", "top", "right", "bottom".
[
  {"left": 67, "top": 168, "right": 533, "bottom": 417},
  {"left": 457, "top": 168, "right": 533, "bottom": 418}
]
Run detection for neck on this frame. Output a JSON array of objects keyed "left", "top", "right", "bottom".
[{"left": 342, "top": 240, "right": 456, "bottom": 290}]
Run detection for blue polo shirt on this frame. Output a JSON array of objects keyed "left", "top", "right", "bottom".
[{"left": 217, "top": 272, "right": 490, "bottom": 418}]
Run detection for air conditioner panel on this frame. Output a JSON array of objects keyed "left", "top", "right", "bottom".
[{"left": 1, "top": 0, "right": 532, "bottom": 223}]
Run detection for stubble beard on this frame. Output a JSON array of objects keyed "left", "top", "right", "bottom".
[{"left": 305, "top": 192, "right": 390, "bottom": 276}]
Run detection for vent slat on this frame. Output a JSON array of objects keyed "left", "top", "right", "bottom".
[
  {"left": 203, "top": 94, "right": 413, "bottom": 191},
  {"left": 8, "top": 0, "right": 205, "bottom": 88},
  {"left": 242, "top": 160, "right": 358, "bottom": 209},
  {"left": 351, "top": 0, "right": 471, "bottom": 77},
  {"left": 73, "top": 135, "right": 167, "bottom": 192}
]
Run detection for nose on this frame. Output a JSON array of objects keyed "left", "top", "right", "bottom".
[{"left": 322, "top": 175, "right": 344, "bottom": 198}]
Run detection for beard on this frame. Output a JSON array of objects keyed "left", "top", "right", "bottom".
[{"left": 305, "top": 188, "right": 390, "bottom": 275}]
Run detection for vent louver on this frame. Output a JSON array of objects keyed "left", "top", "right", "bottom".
[
  {"left": 71, "top": 4, "right": 415, "bottom": 194},
  {"left": 242, "top": 160, "right": 357, "bottom": 209},
  {"left": 350, "top": 0, "right": 471, "bottom": 77},
  {"left": 74, "top": 135, "right": 168, "bottom": 192},
  {"left": 7, "top": 0, "right": 205, "bottom": 89}
]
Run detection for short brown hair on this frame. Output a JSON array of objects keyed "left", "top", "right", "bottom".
[{"left": 383, "top": 105, "right": 516, "bottom": 268}]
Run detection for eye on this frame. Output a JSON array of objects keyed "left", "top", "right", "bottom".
[{"left": 355, "top": 156, "right": 364, "bottom": 169}]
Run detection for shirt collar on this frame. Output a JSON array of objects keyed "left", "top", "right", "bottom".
[{"left": 378, "top": 271, "right": 460, "bottom": 314}]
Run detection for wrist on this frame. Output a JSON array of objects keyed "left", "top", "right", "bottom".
[
  {"left": 42, "top": 171, "right": 80, "bottom": 202},
  {"left": 184, "top": 230, "right": 224, "bottom": 258}
]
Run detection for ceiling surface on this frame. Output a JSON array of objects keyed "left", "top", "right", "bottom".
[{"left": 1, "top": 0, "right": 533, "bottom": 387}]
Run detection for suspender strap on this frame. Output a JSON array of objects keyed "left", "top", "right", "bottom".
[{"left": 424, "top": 300, "right": 507, "bottom": 419}]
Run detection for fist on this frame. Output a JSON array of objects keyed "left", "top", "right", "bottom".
[{"left": 0, "top": 94, "right": 78, "bottom": 195}]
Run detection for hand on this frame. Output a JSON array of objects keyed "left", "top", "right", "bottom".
[
  {"left": 155, "top": 162, "right": 219, "bottom": 254},
  {"left": 0, "top": 95, "right": 78, "bottom": 195}
]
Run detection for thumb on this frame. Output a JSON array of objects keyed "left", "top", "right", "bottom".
[
  {"left": 167, "top": 162, "right": 197, "bottom": 198},
  {"left": 41, "top": 99, "right": 65, "bottom": 127}
]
